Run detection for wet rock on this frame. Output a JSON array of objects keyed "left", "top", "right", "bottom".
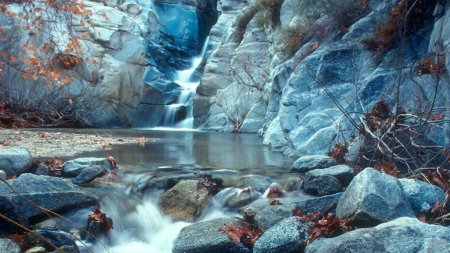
[
  {"left": 336, "top": 168, "right": 414, "bottom": 226},
  {"left": 291, "top": 155, "right": 336, "bottom": 173},
  {"left": 50, "top": 246, "right": 79, "bottom": 253},
  {"left": 63, "top": 158, "right": 113, "bottom": 177},
  {"left": 227, "top": 187, "right": 260, "bottom": 210},
  {"left": 0, "top": 174, "right": 98, "bottom": 222},
  {"left": 0, "top": 170, "right": 6, "bottom": 180},
  {"left": 173, "top": 217, "right": 251, "bottom": 253},
  {"left": 159, "top": 180, "right": 211, "bottom": 221},
  {"left": 25, "top": 229, "right": 79, "bottom": 252},
  {"left": 147, "top": 174, "right": 198, "bottom": 191},
  {"left": 253, "top": 217, "right": 308, "bottom": 253},
  {"left": 0, "top": 148, "right": 32, "bottom": 176},
  {"left": 254, "top": 204, "right": 297, "bottom": 231},
  {"left": 283, "top": 177, "right": 303, "bottom": 192},
  {"left": 305, "top": 217, "right": 450, "bottom": 253},
  {"left": 72, "top": 165, "right": 106, "bottom": 184},
  {"left": 0, "top": 239, "right": 20, "bottom": 253},
  {"left": 236, "top": 175, "right": 272, "bottom": 193},
  {"left": 399, "top": 178, "right": 445, "bottom": 215},
  {"left": 303, "top": 165, "right": 354, "bottom": 196},
  {"left": 35, "top": 163, "right": 50, "bottom": 176},
  {"left": 241, "top": 206, "right": 258, "bottom": 224}
]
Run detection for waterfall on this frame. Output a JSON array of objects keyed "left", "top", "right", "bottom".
[{"left": 160, "top": 37, "right": 209, "bottom": 129}]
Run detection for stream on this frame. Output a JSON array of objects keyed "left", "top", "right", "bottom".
[{"left": 58, "top": 129, "right": 295, "bottom": 253}]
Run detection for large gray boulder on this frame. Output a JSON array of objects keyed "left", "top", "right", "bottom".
[
  {"left": 158, "top": 180, "right": 211, "bottom": 221},
  {"left": 0, "top": 148, "right": 32, "bottom": 176},
  {"left": 0, "top": 239, "right": 20, "bottom": 253},
  {"left": 72, "top": 165, "right": 106, "bottom": 184},
  {"left": 336, "top": 168, "right": 415, "bottom": 226},
  {"left": 253, "top": 217, "right": 308, "bottom": 253},
  {"left": 291, "top": 155, "right": 336, "bottom": 173},
  {"left": 399, "top": 178, "right": 445, "bottom": 215},
  {"left": 173, "top": 217, "right": 251, "bottom": 253},
  {"left": 303, "top": 165, "right": 354, "bottom": 196},
  {"left": 0, "top": 174, "right": 98, "bottom": 221},
  {"left": 305, "top": 217, "right": 450, "bottom": 253}
]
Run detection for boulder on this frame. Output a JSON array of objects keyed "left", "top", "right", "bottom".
[
  {"left": 336, "top": 168, "right": 415, "bottom": 226},
  {"left": 0, "top": 170, "right": 6, "bottom": 180},
  {"left": 296, "top": 193, "right": 343, "bottom": 214},
  {"left": 303, "top": 165, "right": 354, "bottom": 196},
  {"left": 25, "top": 229, "right": 79, "bottom": 252},
  {"left": 158, "top": 180, "right": 211, "bottom": 221},
  {"left": 173, "top": 217, "right": 251, "bottom": 253},
  {"left": 399, "top": 178, "right": 445, "bottom": 215},
  {"left": 254, "top": 204, "right": 297, "bottom": 231},
  {"left": 35, "top": 163, "right": 50, "bottom": 176},
  {"left": 63, "top": 157, "right": 113, "bottom": 177},
  {"left": 72, "top": 165, "right": 106, "bottom": 184},
  {"left": 0, "top": 174, "right": 98, "bottom": 222},
  {"left": 305, "top": 217, "right": 450, "bottom": 253},
  {"left": 291, "top": 155, "right": 336, "bottom": 173},
  {"left": 24, "top": 246, "right": 46, "bottom": 253},
  {"left": 253, "top": 217, "right": 308, "bottom": 253},
  {"left": 0, "top": 148, "right": 32, "bottom": 176},
  {"left": 283, "top": 177, "right": 303, "bottom": 192},
  {"left": 0, "top": 239, "right": 20, "bottom": 253},
  {"left": 0, "top": 195, "right": 29, "bottom": 236}
]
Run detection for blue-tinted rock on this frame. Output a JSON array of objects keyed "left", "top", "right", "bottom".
[
  {"left": 0, "top": 148, "right": 32, "bottom": 176},
  {"left": 291, "top": 155, "right": 336, "bottom": 173},
  {"left": 0, "top": 174, "right": 98, "bottom": 221},
  {"left": 63, "top": 158, "right": 112, "bottom": 177},
  {"left": 336, "top": 168, "right": 414, "bottom": 226},
  {"left": 253, "top": 217, "right": 308, "bottom": 253},
  {"left": 0, "top": 239, "right": 20, "bottom": 253},
  {"left": 254, "top": 204, "right": 297, "bottom": 231},
  {"left": 303, "top": 165, "right": 354, "bottom": 196},
  {"left": 35, "top": 163, "right": 50, "bottom": 176},
  {"left": 72, "top": 165, "right": 105, "bottom": 184},
  {"left": 399, "top": 178, "right": 445, "bottom": 215},
  {"left": 305, "top": 217, "right": 450, "bottom": 253},
  {"left": 173, "top": 217, "right": 251, "bottom": 253}
]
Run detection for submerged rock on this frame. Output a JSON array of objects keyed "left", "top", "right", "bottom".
[
  {"left": 336, "top": 168, "right": 414, "bottom": 226},
  {"left": 0, "top": 148, "right": 32, "bottom": 176},
  {"left": 159, "top": 180, "right": 211, "bottom": 221},
  {"left": 305, "top": 217, "right": 450, "bottom": 253},
  {"left": 173, "top": 217, "right": 251, "bottom": 253}
]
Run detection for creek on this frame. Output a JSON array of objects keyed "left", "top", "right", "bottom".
[{"left": 59, "top": 129, "right": 295, "bottom": 253}]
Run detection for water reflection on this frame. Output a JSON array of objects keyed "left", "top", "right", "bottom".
[{"left": 60, "top": 129, "right": 294, "bottom": 173}]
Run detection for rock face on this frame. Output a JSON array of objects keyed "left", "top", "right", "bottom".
[
  {"left": 158, "top": 180, "right": 211, "bottom": 221},
  {"left": 0, "top": 148, "right": 32, "bottom": 176},
  {"left": 305, "top": 217, "right": 450, "bottom": 253},
  {"left": 173, "top": 217, "right": 251, "bottom": 253},
  {"left": 0, "top": 174, "right": 98, "bottom": 222},
  {"left": 336, "top": 168, "right": 415, "bottom": 226},
  {"left": 253, "top": 217, "right": 308, "bottom": 253},
  {"left": 194, "top": 0, "right": 450, "bottom": 158},
  {"left": 0, "top": 0, "right": 218, "bottom": 128}
]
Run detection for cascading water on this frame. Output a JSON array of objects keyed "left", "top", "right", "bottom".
[{"left": 160, "top": 37, "right": 209, "bottom": 129}]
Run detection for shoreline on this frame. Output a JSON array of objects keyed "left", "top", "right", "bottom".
[{"left": 0, "top": 128, "right": 140, "bottom": 158}]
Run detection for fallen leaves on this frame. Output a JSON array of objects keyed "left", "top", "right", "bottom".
[
  {"left": 197, "top": 174, "right": 218, "bottom": 195},
  {"left": 219, "top": 225, "right": 263, "bottom": 246},
  {"left": 43, "top": 157, "right": 64, "bottom": 176},
  {"left": 374, "top": 159, "right": 402, "bottom": 178},
  {"left": 87, "top": 207, "right": 114, "bottom": 235}
]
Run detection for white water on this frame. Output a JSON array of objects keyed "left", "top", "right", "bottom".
[{"left": 161, "top": 37, "right": 209, "bottom": 129}]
